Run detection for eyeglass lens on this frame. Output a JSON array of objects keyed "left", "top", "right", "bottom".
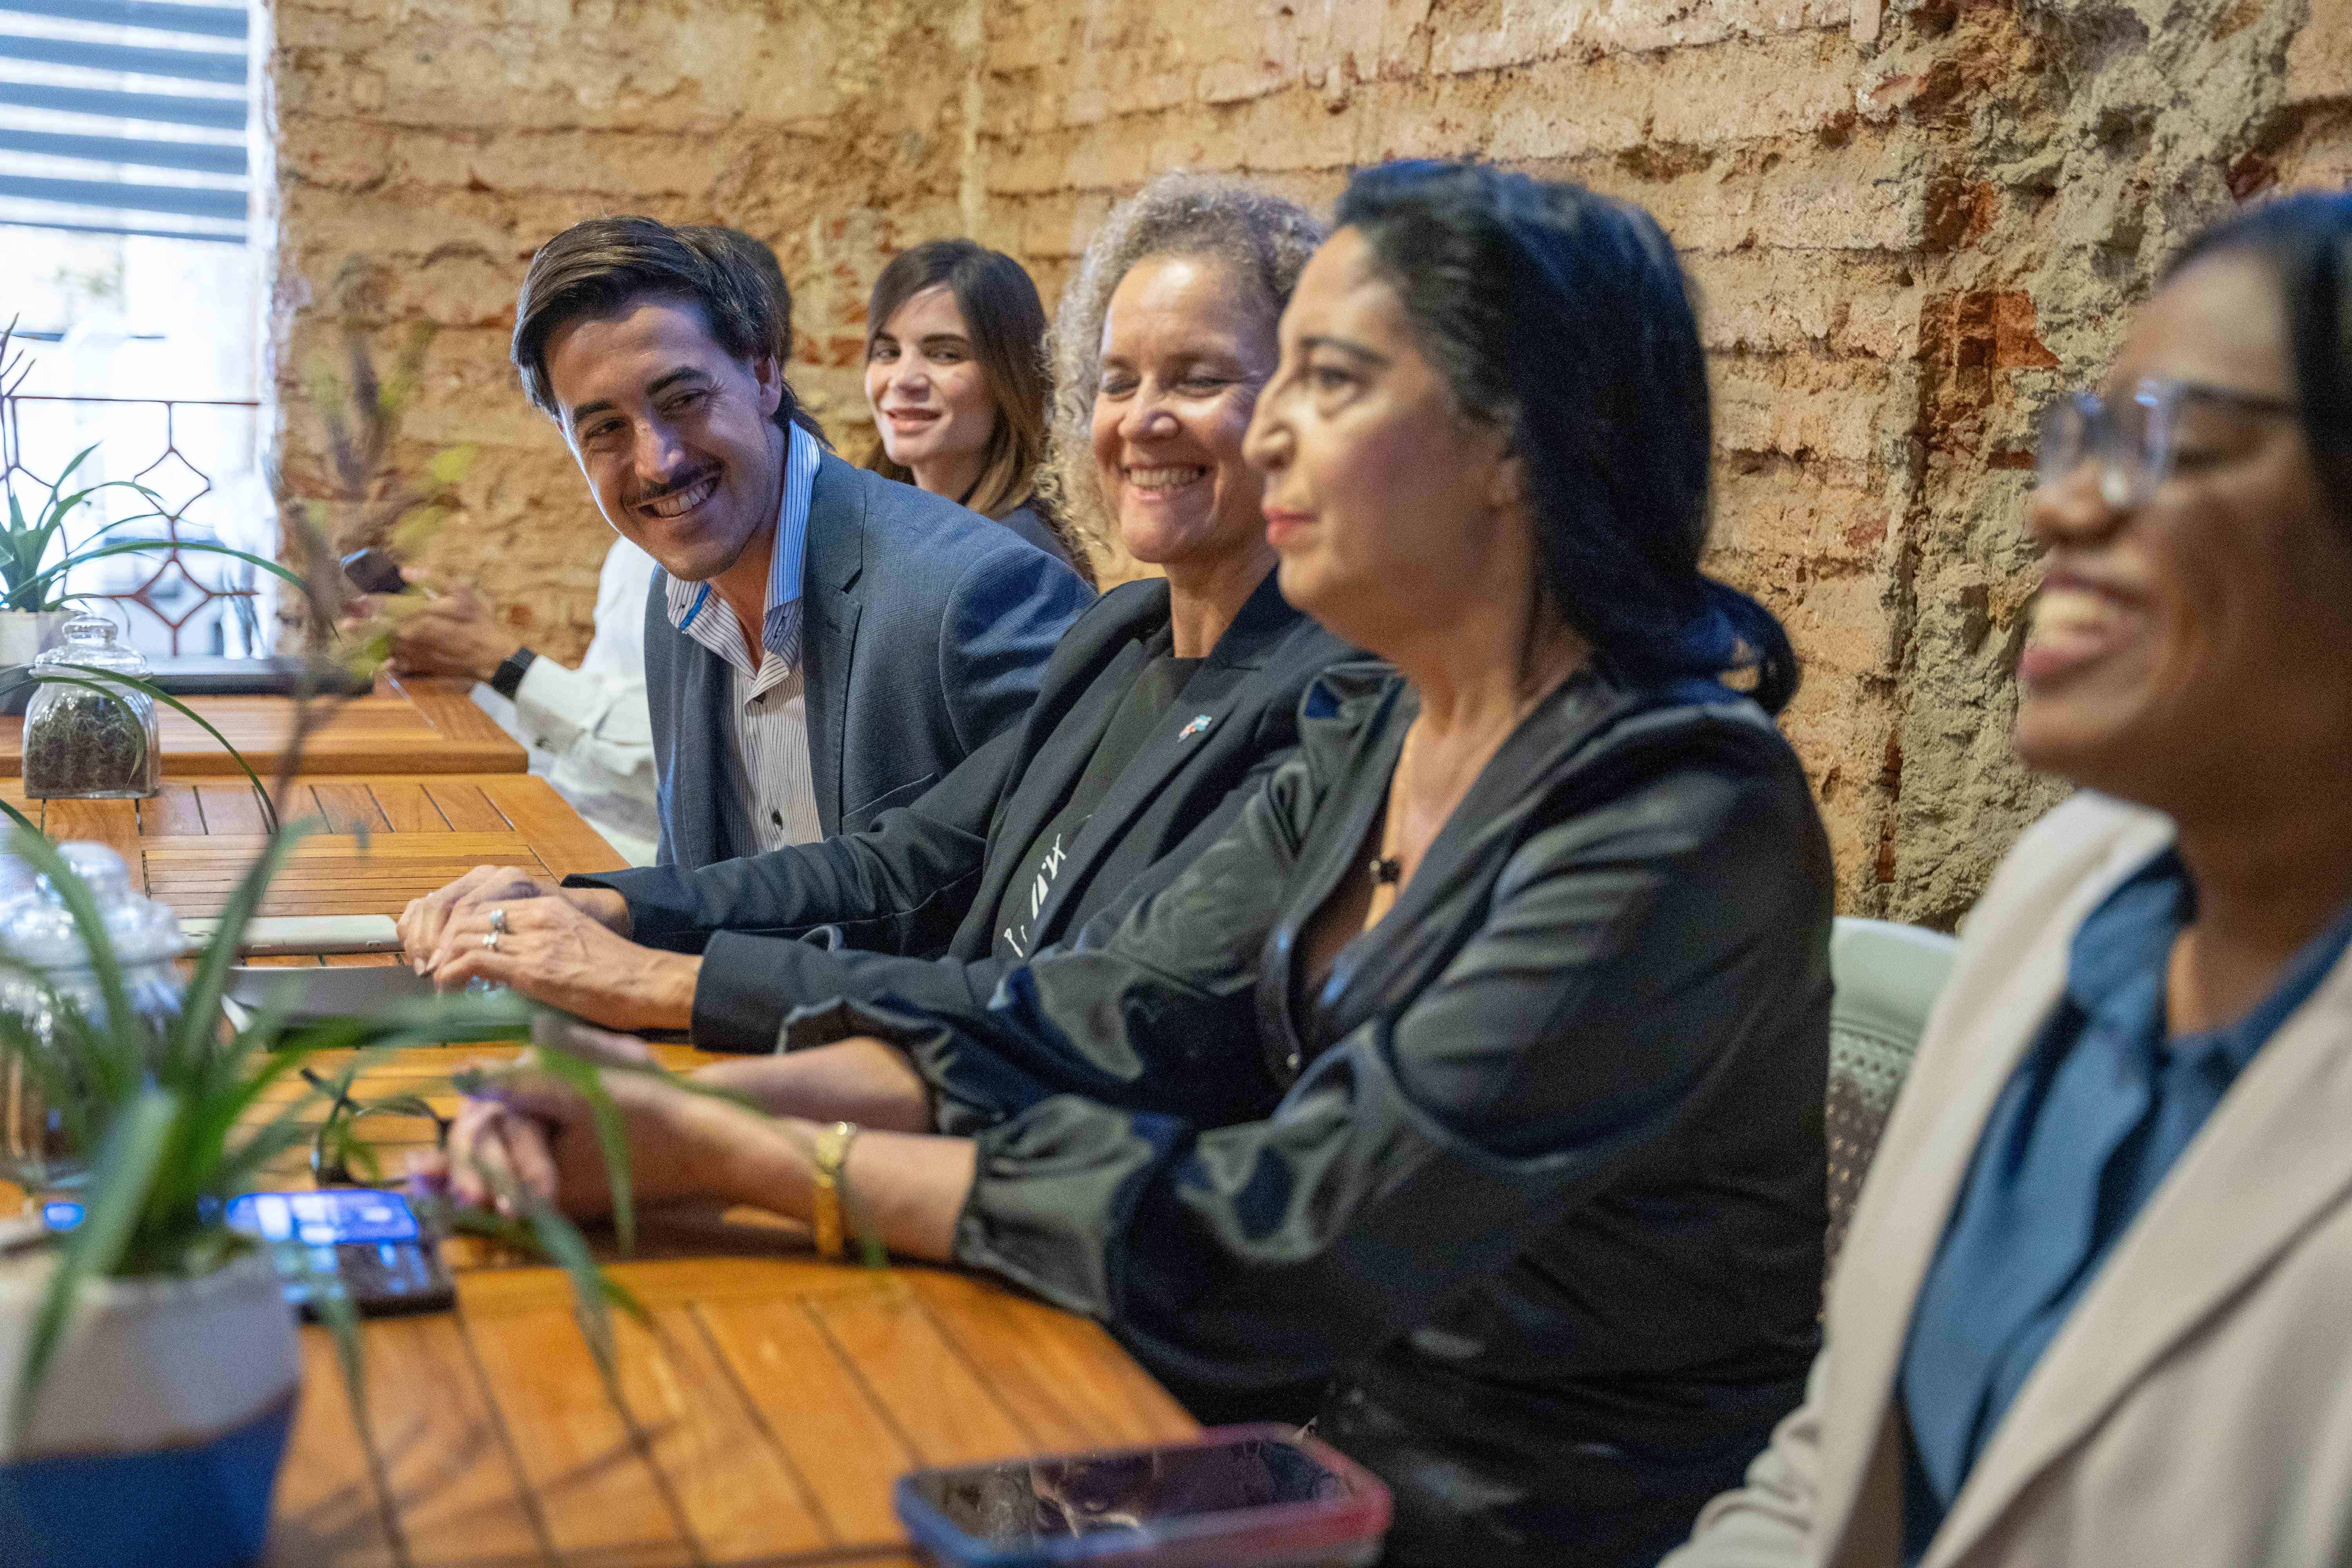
[{"left": 2035, "top": 389, "right": 2163, "bottom": 509}]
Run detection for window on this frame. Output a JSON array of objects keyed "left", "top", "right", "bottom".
[{"left": 0, "top": 0, "right": 267, "bottom": 655}]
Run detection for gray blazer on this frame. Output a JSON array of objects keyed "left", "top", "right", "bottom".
[{"left": 642, "top": 452, "right": 1090, "bottom": 868}]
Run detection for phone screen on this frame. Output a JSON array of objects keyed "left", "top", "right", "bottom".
[
  {"left": 904, "top": 1435, "right": 1344, "bottom": 1546},
  {"left": 224, "top": 1189, "right": 452, "bottom": 1315},
  {"left": 226, "top": 1189, "right": 421, "bottom": 1244}
]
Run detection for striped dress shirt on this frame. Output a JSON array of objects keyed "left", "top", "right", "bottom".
[{"left": 661, "top": 423, "right": 824, "bottom": 855}]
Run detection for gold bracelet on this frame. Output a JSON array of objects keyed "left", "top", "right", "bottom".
[{"left": 810, "top": 1120, "right": 861, "bottom": 1262}]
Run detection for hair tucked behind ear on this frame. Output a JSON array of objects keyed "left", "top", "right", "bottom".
[
  {"left": 2165, "top": 191, "right": 2352, "bottom": 532},
  {"left": 1335, "top": 161, "right": 1799, "bottom": 714}
]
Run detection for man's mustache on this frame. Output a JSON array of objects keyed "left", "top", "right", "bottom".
[{"left": 629, "top": 464, "right": 721, "bottom": 507}]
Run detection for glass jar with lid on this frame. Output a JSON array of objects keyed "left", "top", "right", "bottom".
[
  {"left": 0, "top": 843, "right": 187, "bottom": 1191},
  {"left": 21, "top": 612, "right": 161, "bottom": 799}
]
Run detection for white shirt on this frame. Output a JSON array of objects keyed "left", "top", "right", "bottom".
[
  {"left": 661, "top": 423, "right": 823, "bottom": 855},
  {"left": 471, "top": 537, "right": 662, "bottom": 865}
]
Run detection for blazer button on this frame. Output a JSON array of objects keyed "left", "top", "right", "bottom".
[{"left": 1284, "top": 1050, "right": 1301, "bottom": 1073}]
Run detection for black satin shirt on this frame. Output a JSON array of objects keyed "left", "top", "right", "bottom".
[{"left": 803, "top": 661, "right": 1832, "bottom": 1557}]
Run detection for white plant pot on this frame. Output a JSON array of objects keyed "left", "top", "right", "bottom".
[
  {"left": 0, "top": 1245, "right": 302, "bottom": 1567},
  {"left": 0, "top": 610, "right": 69, "bottom": 668}
]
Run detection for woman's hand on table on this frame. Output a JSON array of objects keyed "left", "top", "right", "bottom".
[
  {"left": 440, "top": 1041, "right": 799, "bottom": 1221},
  {"left": 425, "top": 893, "right": 701, "bottom": 1033},
  {"left": 423, "top": 1029, "right": 976, "bottom": 1262},
  {"left": 400, "top": 864, "right": 632, "bottom": 966}
]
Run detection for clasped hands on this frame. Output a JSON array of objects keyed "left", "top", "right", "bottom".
[
  {"left": 412, "top": 1024, "right": 949, "bottom": 1254},
  {"left": 398, "top": 866, "right": 700, "bottom": 1032}
]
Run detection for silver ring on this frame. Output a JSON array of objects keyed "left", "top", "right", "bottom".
[
  {"left": 488, "top": 907, "right": 508, "bottom": 934},
  {"left": 481, "top": 929, "right": 501, "bottom": 953}
]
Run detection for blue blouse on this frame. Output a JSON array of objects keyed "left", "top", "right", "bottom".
[{"left": 1897, "top": 848, "right": 2352, "bottom": 1563}]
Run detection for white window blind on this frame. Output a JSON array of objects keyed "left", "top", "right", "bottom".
[{"left": 0, "top": 0, "right": 248, "bottom": 244}]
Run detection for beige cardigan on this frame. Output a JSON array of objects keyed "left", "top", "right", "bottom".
[{"left": 1665, "top": 791, "right": 2352, "bottom": 1568}]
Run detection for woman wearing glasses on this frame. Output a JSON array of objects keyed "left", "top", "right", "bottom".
[{"left": 1668, "top": 192, "right": 2352, "bottom": 1566}]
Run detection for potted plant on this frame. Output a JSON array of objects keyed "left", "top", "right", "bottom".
[{"left": 0, "top": 817, "right": 640, "bottom": 1568}]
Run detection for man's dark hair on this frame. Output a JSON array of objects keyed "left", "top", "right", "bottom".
[{"left": 512, "top": 215, "right": 827, "bottom": 443}]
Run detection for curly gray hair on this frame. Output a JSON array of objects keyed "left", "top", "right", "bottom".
[{"left": 1038, "top": 174, "right": 1327, "bottom": 555}]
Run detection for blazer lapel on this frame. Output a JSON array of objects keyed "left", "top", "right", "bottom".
[
  {"left": 976, "top": 636, "right": 1151, "bottom": 929},
  {"left": 1924, "top": 937, "right": 2352, "bottom": 1568},
  {"left": 1033, "top": 656, "right": 1253, "bottom": 939},
  {"left": 1025, "top": 572, "right": 1301, "bottom": 942},
  {"left": 1813, "top": 809, "right": 2176, "bottom": 1564},
  {"left": 798, "top": 454, "right": 866, "bottom": 837}
]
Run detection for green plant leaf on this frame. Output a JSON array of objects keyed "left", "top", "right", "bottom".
[
  {"left": 12, "top": 1082, "right": 178, "bottom": 1442},
  {"left": 167, "top": 818, "right": 316, "bottom": 1081},
  {"left": 519, "top": 1047, "right": 635, "bottom": 1258},
  {"left": 0, "top": 795, "right": 39, "bottom": 839},
  {"left": 5, "top": 827, "right": 140, "bottom": 1081}
]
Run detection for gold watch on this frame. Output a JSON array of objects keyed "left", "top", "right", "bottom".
[{"left": 810, "top": 1120, "right": 861, "bottom": 1262}]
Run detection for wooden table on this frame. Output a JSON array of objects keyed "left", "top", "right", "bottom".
[
  {"left": 0, "top": 774, "right": 1198, "bottom": 1565},
  {"left": 249, "top": 1047, "right": 1196, "bottom": 1568},
  {"left": 0, "top": 678, "right": 525, "bottom": 780},
  {"left": 0, "top": 772, "right": 611, "bottom": 914}
]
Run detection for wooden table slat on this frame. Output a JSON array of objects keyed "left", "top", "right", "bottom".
[
  {"left": 196, "top": 782, "right": 272, "bottom": 834},
  {"left": 360, "top": 1316, "right": 553, "bottom": 1568},
  {"left": 616, "top": 1302, "right": 836, "bottom": 1561},
  {"left": 145, "top": 782, "right": 207, "bottom": 835},
  {"left": 808, "top": 1289, "right": 1038, "bottom": 1468},
  {"left": 269, "top": 1332, "right": 403, "bottom": 1568},
  {"left": 690, "top": 1293, "right": 920, "bottom": 1549},
  {"left": 370, "top": 780, "right": 451, "bottom": 834},
  {"left": 422, "top": 782, "right": 513, "bottom": 834},
  {"left": 461, "top": 1303, "right": 695, "bottom": 1564},
  {"left": 904, "top": 1271, "right": 1199, "bottom": 1452},
  {"left": 311, "top": 784, "right": 394, "bottom": 835}
]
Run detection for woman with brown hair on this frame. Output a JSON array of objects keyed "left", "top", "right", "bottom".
[{"left": 864, "top": 238, "right": 1082, "bottom": 571}]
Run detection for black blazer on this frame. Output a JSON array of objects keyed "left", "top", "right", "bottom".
[
  {"left": 576, "top": 570, "right": 1351, "bottom": 1052},
  {"left": 639, "top": 451, "right": 1090, "bottom": 868},
  {"left": 793, "top": 661, "right": 1833, "bottom": 1567}
]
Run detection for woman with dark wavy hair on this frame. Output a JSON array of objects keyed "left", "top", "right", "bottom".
[{"left": 440, "top": 162, "right": 1832, "bottom": 1567}]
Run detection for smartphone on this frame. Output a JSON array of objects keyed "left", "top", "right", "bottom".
[
  {"left": 223, "top": 1188, "right": 456, "bottom": 1318},
  {"left": 340, "top": 547, "right": 406, "bottom": 596},
  {"left": 893, "top": 1425, "right": 1390, "bottom": 1567}
]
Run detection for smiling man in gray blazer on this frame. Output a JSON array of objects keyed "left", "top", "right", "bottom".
[{"left": 505, "top": 218, "right": 1088, "bottom": 869}]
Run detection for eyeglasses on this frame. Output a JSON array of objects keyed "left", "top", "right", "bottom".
[
  {"left": 2036, "top": 377, "right": 2299, "bottom": 510},
  {"left": 305, "top": 1065, "right": 451, "bottom": 1186}
]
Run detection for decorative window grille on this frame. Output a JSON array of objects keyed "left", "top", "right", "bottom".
[{"left": 0, "top": 0, "right": 248, "bottom": 245}]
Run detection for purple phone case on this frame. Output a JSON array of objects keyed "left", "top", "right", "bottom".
[{"left": 892, "top": 1423, "right": 1390, "bottom": 1567}]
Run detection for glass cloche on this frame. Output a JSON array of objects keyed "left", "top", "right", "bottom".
[{"left": 21, "top": 612, "right": 160, "bottom": 799}]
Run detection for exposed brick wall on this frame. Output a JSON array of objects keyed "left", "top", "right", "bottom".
[
  {"left": 967, "top": 0, "right": 2332, "bottom": 919},
  {"left": 265, "top": 0, "right": 2343, "bottom": 918},
  {"left": 261, "top": 0, "right": 985, "bottom": 663}
]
